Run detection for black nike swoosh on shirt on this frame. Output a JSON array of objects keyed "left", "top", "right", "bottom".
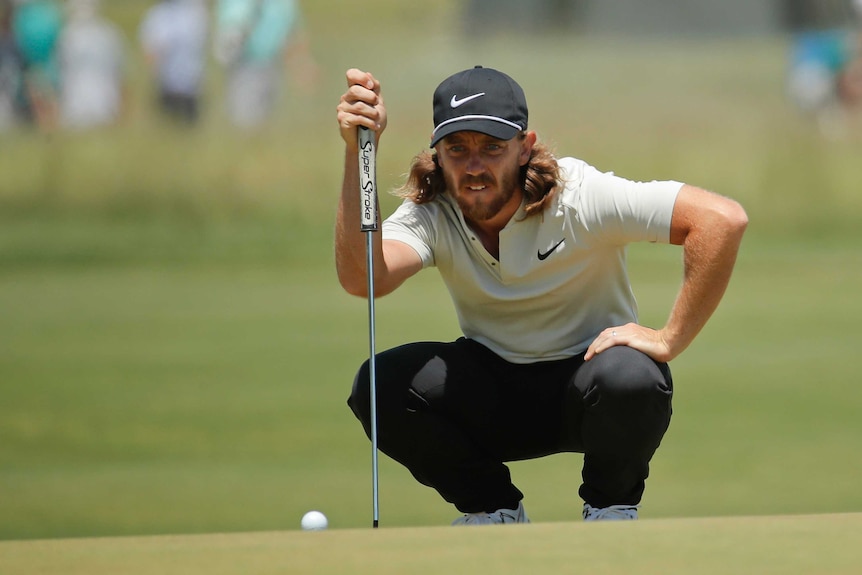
[{"left": 537, "top": 238, "right": 565, "bottom": 261}]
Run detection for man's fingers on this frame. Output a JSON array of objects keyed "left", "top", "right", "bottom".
[
  {"left": 339, "top": 80, "right": 381, "bottom": 122},
  {"left": 338, "top": 69, "right": 386, "bottom": 144},
  {"left": 586, "top": 324, "right": 673, "bottom": 364},
  {"left": 585, "top": 324, "right": 637, "bottom": 361},
  {"left": 337, "top": 103, "right": 381, "bottom": 130},
  {"left": 341, "top": 93, "right": 379, "bottom": 116},
  {"left": 345, "top": 68, "right": 377, "bottom": 92}
]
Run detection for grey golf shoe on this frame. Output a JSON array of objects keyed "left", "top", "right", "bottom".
[
  {"left": 582, "top": 503, "right": 639, "bottom": 521},
  {"left": 452, "top": 501, "right": 530, "bottom": 525}
]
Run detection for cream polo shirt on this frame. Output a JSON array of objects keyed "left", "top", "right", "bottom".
[{"left": 382, "top": 156, "right": 683, "bottom": 364}]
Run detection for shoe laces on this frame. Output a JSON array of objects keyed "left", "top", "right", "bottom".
[
  {"left": 452, "top": 503, "right": 528, "bottom": 525},
  {"left": 583, "top": 503, "right": 640, "bottom": 521},
  {"left": 453, "top": 511, "right": 497, "bottom": 525}
]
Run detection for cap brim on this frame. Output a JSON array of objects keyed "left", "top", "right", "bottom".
[{"left": 429, "top": 119, "right": 520, "bottom": 148}]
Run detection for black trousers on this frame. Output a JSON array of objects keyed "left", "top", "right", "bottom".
[
  {"left": 159, "top": 91, "right": 199, "bottom": 124},
  {"left": 347, "top": 338, "right": 673, "bottom": 513}
]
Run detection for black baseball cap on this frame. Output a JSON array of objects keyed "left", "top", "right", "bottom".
[{"left": 430, "top": 66, "right": 528, "bottom": 148}]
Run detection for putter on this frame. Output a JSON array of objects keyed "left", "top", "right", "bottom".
[{"left": 358, "top": 126, "right": 380, "bottom": 528}]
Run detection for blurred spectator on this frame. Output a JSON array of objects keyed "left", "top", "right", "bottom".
[
  {"left": 139, "top": 0, "right": 208, "bottom": 124},
  {"left": 838, "top": 0, "right": 862, "bottom": 108},
  {"left": 11, "top": 0, "right": 62, "bottom": 130},
  {"left": 787, "top": 29, "right": 852, "bottom": 110},
  {"left": 785, "top": 0, "right": 862, "bottom": 136},
  {"left": 0, "top": 0, "right": 25, "bottom": 130},
  {"left": 213, "top": 0, "right": 318, "bottom": 129},
  {"left": 58, "top": 0, "right": 126, "bottom": 130}
]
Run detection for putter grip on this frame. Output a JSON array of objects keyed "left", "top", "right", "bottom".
[{"left": 358, "top": 127, "right": 379, "bottom": 232}]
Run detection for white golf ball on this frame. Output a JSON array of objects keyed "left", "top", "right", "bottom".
[{"left": 301, "top": 510, "right": 328, "bottom": 531}]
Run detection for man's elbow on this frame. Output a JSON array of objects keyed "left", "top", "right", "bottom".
[
  {"left": 337, "top": 272, "right": 396, "bottom": 298},
  {"left": 337, "top": 272, "right": 368, "bottom": 298},
  {"left": 722, "top": 200, "right": 749, "bottom": 239}
]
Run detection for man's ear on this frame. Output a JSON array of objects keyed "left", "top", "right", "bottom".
[{"left": 520, "top": 131, "right": 537, "bottom": 166}]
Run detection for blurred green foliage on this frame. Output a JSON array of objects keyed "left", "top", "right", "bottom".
[{"left": 1, "top": 0, "right": 859, "bottom": 245}]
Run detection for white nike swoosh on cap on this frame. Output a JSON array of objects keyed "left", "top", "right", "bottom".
[{"left": 450, "top": 93, "right": 486, "bottom": 108}]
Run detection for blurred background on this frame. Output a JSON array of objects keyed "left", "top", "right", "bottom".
[{"left": 1, "top": 0, "right": 861, "bottom": 539}]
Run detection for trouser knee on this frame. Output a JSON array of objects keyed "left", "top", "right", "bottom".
[
  {"left": 571, "top": 346, "right": 673, "bottom": 457},
  {"left": 574, "top": 347, "right": 673, "bottom": 507},
  {"left": 576, "top": 346, "right": 673, "bottom": 410},
  {"left": 347, "top": 346, "right": 447, "bottom": 441},
  {"left": 347, "top": 359, "right": 373, "bottom": 431}
]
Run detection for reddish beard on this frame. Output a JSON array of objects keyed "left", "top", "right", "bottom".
[{"left": 445, "top": 166, "right": 520, "bottom": 222}]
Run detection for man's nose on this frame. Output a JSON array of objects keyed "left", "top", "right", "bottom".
[{"left": 465, "top": 152, "right": 485, "bottom": 175}]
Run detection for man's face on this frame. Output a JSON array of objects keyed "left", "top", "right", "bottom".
[{"left": 436, "top": 131, "right": 530, "bottom": 223}]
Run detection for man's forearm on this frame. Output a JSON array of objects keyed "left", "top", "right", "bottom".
[
  {"left": 336, "top": 148, "right": 367, "bottom": 292},
  {"left": 661, "top": 219, "right": 746, "bottom": 360}
]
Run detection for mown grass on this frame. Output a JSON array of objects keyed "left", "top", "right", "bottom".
[
  {"left": 2, "top": 238, "right": 860, "bottom": 538},
  {"left": 2, "top": 513, "right": 861, "bottom": 575}
]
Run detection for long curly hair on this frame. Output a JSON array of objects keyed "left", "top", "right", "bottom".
[{"left": 395, "top": 134, "right": 561, "bottom": 217}]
